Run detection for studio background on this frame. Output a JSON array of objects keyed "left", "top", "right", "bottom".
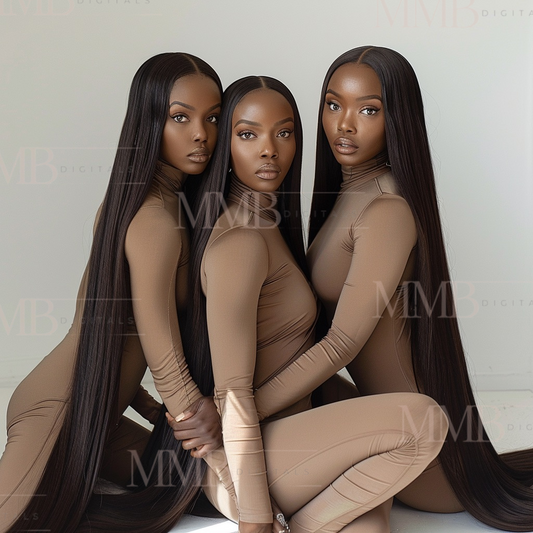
[{"left": 1, "top": 0, "right": 532, "bottom": 394}]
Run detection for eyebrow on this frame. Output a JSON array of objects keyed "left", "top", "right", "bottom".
[
  {"left": 233, "top": 117, "right": 294, "bottom": 128},
  {"left": 169, "top": 101, "right": 222, "bottom": 112},
  {"left": 326, "top": 89, "right": 382, "bottom": 102}
]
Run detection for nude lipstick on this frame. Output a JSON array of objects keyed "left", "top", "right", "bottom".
[
  {"left": 333, "top": 137, "right": 358, "bottom": 155},
  {"left": 255, "top": 163, "right": 281, "bottom": 180},
  {"left": 187, "top": 147, "right": 211, "bottom": 163}
]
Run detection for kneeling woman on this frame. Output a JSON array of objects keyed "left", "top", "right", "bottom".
[{"left": 188, "top": 76, "right": 448, "bottom": 533}]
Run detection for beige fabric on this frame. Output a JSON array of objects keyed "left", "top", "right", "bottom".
[
  {"left": 200, "top": 176, "right": 448, "bottom": 529},
  {"left": 265, "top": 161, "right": 460, "bottom": 513},
  {"left": 0, "top": 161, "right": 203, "bottom": 530}
]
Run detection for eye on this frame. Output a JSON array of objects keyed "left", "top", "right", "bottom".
[
  {"left": 207, "top": 114, "right": 219, "bottom": 124},
  {"left": 278, "top": 129, "right": 293, "bottom": 138},
  {"left": 326, "top": 100, "right": 341, "bottom": 112},
  {"left": 172, "top": 114, "right": 189, "bottom": 123},
  {"left": 237, "top": 130, "right": 255, "bottom": 140},
  {"left": 361, "top": 107, "right": 379, "bottom": 116}
]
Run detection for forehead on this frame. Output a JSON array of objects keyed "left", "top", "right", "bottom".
[
  {"left": 328, "top": 63, "right": 382, "bottom": 96},
  {"left": 168, "top": 74, "right": 220, "bottom": 102},
  {"left": 232, "top": 88, "right": 293, "bottom": 122}
]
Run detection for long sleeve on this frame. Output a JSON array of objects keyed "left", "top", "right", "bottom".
[
  {"left": 125, "top": 206, "right": 202, "bottom": 419},
  {"left": 254, "top": 195, "right": 417, "bottom": 420},
  {"left": 130, "top": 385, "right": 161, "bottom": 425},
  {"left": 203, "top": 227, "right": 272, "bottom": 524}
]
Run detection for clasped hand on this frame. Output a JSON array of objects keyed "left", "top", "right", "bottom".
[{"left": 165, "top": 396, "right": 222, "bottom": 458}]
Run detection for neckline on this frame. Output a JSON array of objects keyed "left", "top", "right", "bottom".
[
  {"left": 340, "top": 151, "right": 390, "bottom": 191},
  {"left": 227, "top": 174, "right": 279, "bottom": 224},
  {"left": 153, "top": 160, "right": 186, "bottom": 195}
]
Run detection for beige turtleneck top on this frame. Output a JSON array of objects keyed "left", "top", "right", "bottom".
[
  {"left": 201, "top": 177, "right": 317, "bottom": 523},
  {"left": 122, "top": 160, "right": 203, "bottom": 417},
  {"left": 251, "top": 153, "right": 418, "bottom": 416}
]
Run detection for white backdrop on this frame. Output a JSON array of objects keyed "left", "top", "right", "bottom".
[{"left": 1, "top": 0, "right": 532, "bottom": 391}]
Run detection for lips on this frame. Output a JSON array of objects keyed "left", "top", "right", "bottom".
[
  {"left": 255, "top": 163, "right": 281, "bottom": 180},
  {"left": 187, "top": 147, "right": 211, "bottom": 163},
  {"left": 334, "top": 137, "right": 358, "bottom": 155}
]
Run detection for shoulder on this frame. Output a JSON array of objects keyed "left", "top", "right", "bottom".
[
  {"left": 363, "top": 193, "right": 414, "bottom": 222},
  {"left": 356, "top": 194, "right": 417, "bottom": 246},
  {"left": 125, "top": 206, "right": 183, "bottom": 260},
  {"left": 207, "top": 225, "right": 268, "bottom": 263}
]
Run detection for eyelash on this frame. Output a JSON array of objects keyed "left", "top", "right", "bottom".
[
  {"left": 325, "top": 101, "right": 380, "bottom": 116},
  {"left": 236, "top": 129, "right": 293, "bottom": 140},
  {"left": 278, "top": 129, "right": 293, "bottom": 138},
  {"left": 172, "top": 114, "right": 188, "bottom": 123},
  {"left": 171, "top": 114, "right": 219, "bottom": 124},
  {"left": 237, "top": 130, "right": 255, "bottom": 140}
]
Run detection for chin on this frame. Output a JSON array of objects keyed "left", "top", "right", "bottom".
[{"left": 255, "top": 180, "right": 283, "bottom": 193}]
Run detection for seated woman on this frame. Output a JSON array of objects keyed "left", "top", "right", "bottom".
[
  {"left": 185, "top": 75, "right": 448, "bottom": 533},
  {"left": 245, "top": 46, "right": 533, "bottom": 532},
  {"left": 0, "top": 52, "right": 223, "bottom": 533}
]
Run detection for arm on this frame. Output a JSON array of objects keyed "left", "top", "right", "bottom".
[
  {"left": 204, "top": 228, "right": 273, "bottom": 526},
  {"left": 130, "top": 385, "right": 161, "bottom": 425},
  {"left": 125, "top": 206, "right": 203, "bottom": 418},
  {"left": 254, "top": 196, "right": 417, "bottom": 420}
]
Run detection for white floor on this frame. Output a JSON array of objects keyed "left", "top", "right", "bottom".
[{"left": 1, "top": 385, "right": 532, "bottom": 533}]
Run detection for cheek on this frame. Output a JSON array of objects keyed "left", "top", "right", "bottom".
[
  {"left": 209, "top": 127, "right": 219, "bottom": 147},
  {"left": 230, "top": 142, "right": 249, "bottom": 171}
]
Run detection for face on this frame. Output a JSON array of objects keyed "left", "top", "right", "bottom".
[
  {"left": 160, "top": 74, "right": 221, "bottom": 174},
  {"left": 322, "top": 63, "right": 386, "bottom": 167},
  {"left": 230, "top": 88, "right": 296, "bottom": 193}
]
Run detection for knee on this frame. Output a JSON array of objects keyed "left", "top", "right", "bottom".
[{"left": 399, "top": 394, "right": 448, "bottom": 458}]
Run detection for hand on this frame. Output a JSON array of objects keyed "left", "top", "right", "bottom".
[
  {"left": 165, "top": 396, "right": 222, "bottom": 458},
  {"left": 270, "top": 496, "right": 290, "bottom": 533}
]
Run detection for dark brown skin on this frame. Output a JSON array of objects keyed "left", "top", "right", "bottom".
[
  {"left": 165, "top": 397, "right": 222, "bottom": 457},
  {"left": 160, "top": 74, "right": 221, "bottom": 174},
  {"left": 230, "top": 88, "right": 296, "bottom": 193},
  {"left": 322, "top": 63, "right": 386, "bottom": 168},
  {"left": 232, "top": 88, "right": 296, "bottom": 533},
  {"left": 158, "top": 74, "right": 223, "bottom": 456}
]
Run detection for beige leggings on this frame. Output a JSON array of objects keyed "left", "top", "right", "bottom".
[
  {"left": 203, "top": 392, "right": 448, "bottom": 533},
  {"left": 0, "top": 333, "right": 151, "bottom": 532}
]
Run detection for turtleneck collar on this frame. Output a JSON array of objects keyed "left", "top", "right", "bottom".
[
  {"left": 340, "top": 151, "right": 390, "bottom": 191},
  {"left": 153, "top": 159, "right": 186, "bottom": 195},
  {"left": 227, "top": 174, "right": 280, "bottom": 223}
]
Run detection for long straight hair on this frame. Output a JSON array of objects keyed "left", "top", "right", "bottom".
[
  {"left": 8, "top": 52, "right": 222, "bottom": 533},
  {"left": 184, "top": 76, "right": 306, "bottom": 408},
  {"left": 309, "top": 46, "right": 533, "bottom": 532}
]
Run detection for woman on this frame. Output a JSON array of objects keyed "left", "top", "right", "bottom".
[
  {"left": 0, "top": 52, "right": 223, "bottom": 533},
  {"left": 186, "top": 75, "right": 448, "bottom": 533},
  {"left": 248, "top": 46, "right": 533, "bottom": 531}
]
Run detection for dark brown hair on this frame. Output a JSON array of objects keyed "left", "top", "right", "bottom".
[
  {"left": 309, "top": 45, "right": 533, "bottom": 532},
  {"left": 184, "top": 76, "right": 306, "bottom": 416},
  {"left": 9, "top": 52, "right": 222, "bottom": 533}
]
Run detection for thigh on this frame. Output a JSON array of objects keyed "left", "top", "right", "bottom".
[
  {"left": 262, "top": 392, "right": 446, "bottom": 517},
  {"left": 0, "top": 397, "right": 68, "bottom": 531},
  {"left": 99, "top": 415, "right": 151, "bottom": 487},
  {"left": 395, "top": 457, "right": 463, "bottom": 512}
]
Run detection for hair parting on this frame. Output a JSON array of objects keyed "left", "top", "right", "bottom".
[
  {"left": 309, "top": 45, "right": 533, "bottom": 532},
  {"left": 8, "top": 52, "right": 222, "bottom": 533}
]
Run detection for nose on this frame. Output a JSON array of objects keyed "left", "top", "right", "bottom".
[
  {"left": 192, "top": 121, "right": 208, "bottom": 143},
  {"left": 260, "top": 136, "right": 278, "bottom": 159},
  {"left": 337, "top": 110, "right": 356, "bottom": 134}
]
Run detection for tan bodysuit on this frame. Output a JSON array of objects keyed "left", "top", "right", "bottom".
[
  {"left": 200, "top": 176, "right": 448, "bottom": 532},
  {"left": 0, "top": 161, "right": 203, "bottom": 531},
  {"left": 250, "top": 156, "right": 462, "bottom": 513}
]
